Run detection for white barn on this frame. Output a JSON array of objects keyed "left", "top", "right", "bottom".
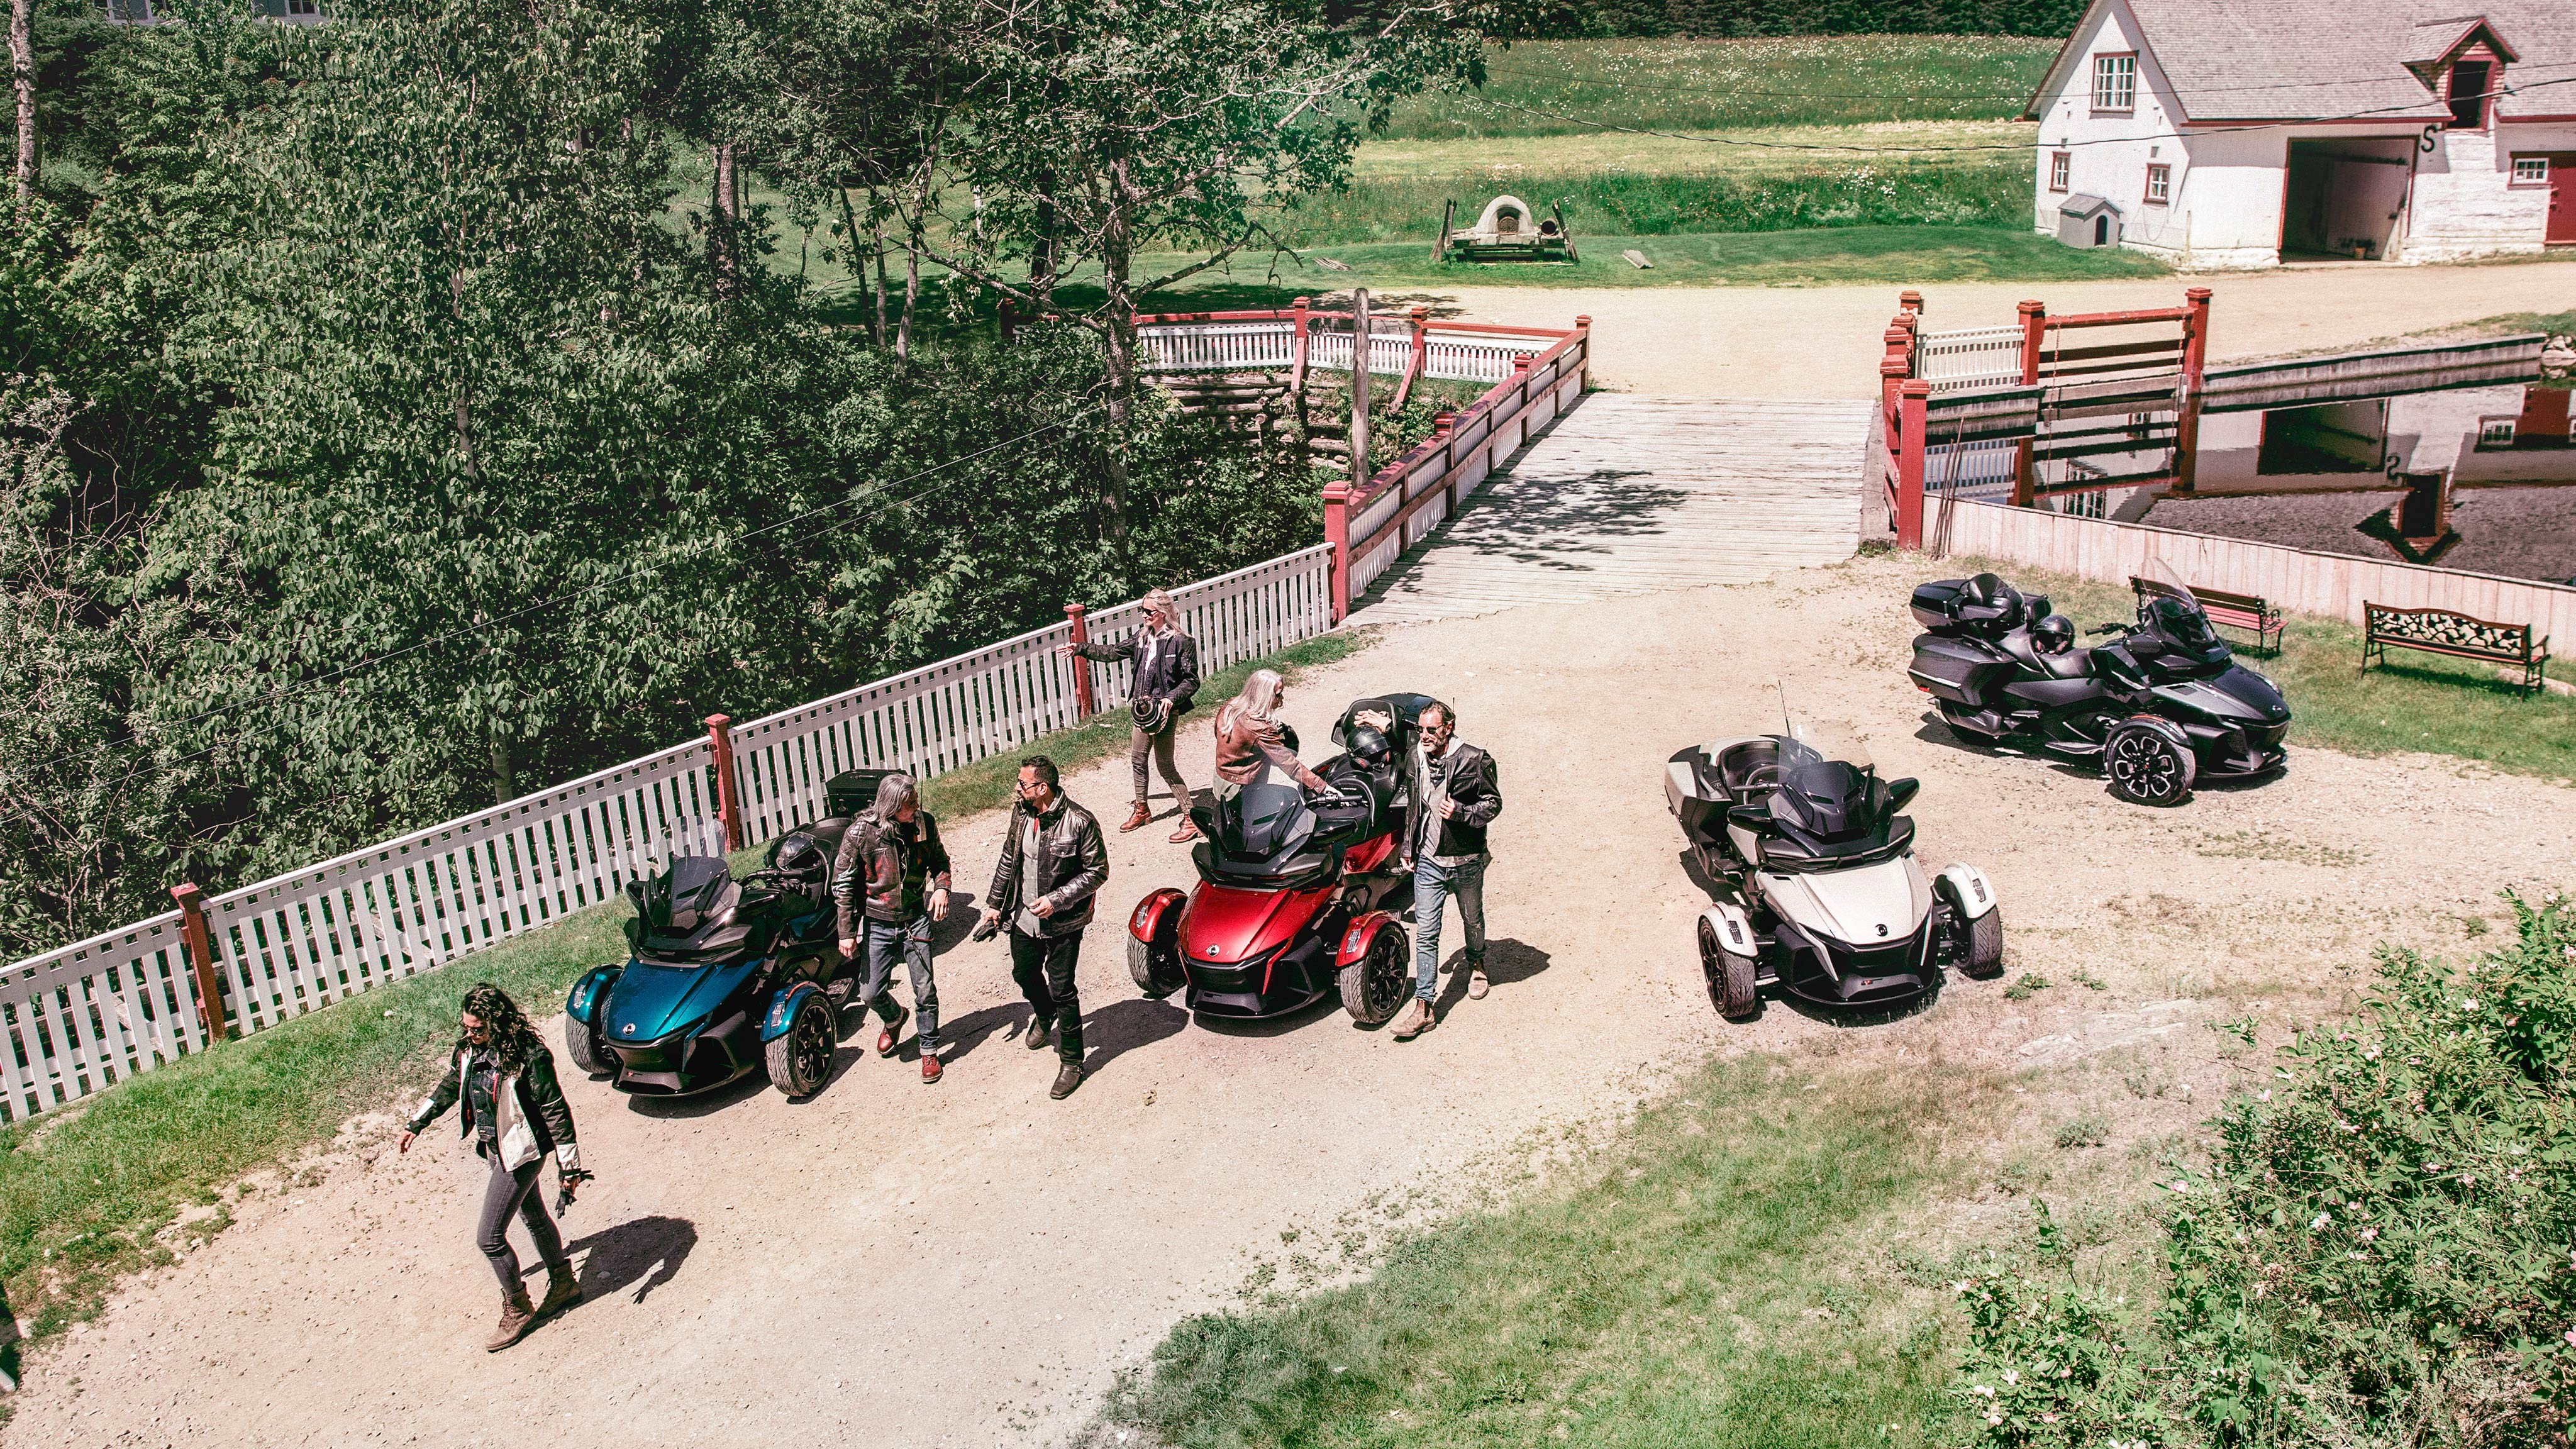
[{"left": 2026, "top": 0, "right": 2576, "bottom": 268}]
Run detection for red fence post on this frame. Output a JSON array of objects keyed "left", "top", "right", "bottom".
[
  {"left": 1896, "top": 380, "right": 1930, "bottom": 551},
  {"left": 1323, "top": 482, "right": 1352, "bottom": 623},
  {"left": 1898, "top": 289, "right": 1924, "bottom": 318},
  {"left": 2181, "top": 286, "right": 2213, "bottom": 392},
  {"left": 704, "top": 714, "right": 743, "bottom": 852},
  {"left": 1880, "top": 350, "right": 1908, "bottom": 461},
  {"left": 1572, "top": 314, "right": 1592, "bottom": 389},
  {"left": 170, "top": 882, "right": 231, "bottom": 1044},
  {"left": 1063, "top": 603, "right": 1096, "bottom": 715},
  {"left": 2018, "top": 299, "right": 2047, "bottom": 386}
]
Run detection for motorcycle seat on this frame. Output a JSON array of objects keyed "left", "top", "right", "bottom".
[{"left": 2036, "top": 645, "right": 2093, "bottom": 681}]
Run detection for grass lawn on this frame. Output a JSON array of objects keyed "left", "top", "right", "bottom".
[
  {"left": 1088, "top": 227, "right": 2170, "bottom": 303},
  {"left": 1111, "top": 1053, "right": 1995, "bottom": 1448},
  {"left": 1948, "top": 555, "right": 2576, "bottom": 783},
  {"left": 1380, "top": 36, "right": 2062, "bottom": 138},
  {"left": 0, "top": 629, "right": 1374, "bottom": 1347},
  {"left": 1352, "top": 121, "right": 2033, "bottom": 181}
]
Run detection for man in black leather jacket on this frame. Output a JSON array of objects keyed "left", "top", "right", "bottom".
[{"left": 980, "top": 756, "right": 1111, "bottom": 1099}]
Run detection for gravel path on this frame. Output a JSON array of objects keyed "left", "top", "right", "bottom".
[
  {"left": 16, "top": 552, "right": 2576, "bottom": 1449},
  {"left": 1428, "top": 259, "right": 2576, "bottom": 398}
]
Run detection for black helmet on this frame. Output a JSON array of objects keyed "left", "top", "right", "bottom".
[
  {"left": 2030, "top": 614, "right": 2075, "bottom": 655},
  {"left": 1963, "top": 572, "right": 2010, "bottom": 607},
  {"left": 1345, "top": 724, "right": 1392, "bottom": 768},
  {"left": 769, "top": 829, "right": 828, "bottom": 881}
]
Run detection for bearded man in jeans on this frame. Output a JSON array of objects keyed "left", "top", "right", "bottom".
[
  {"left": 1059, "top": 587, "right": 1201, "bottom": 842},
  {"left": 1391, "top": 700, "right": 1500, "bottom": 1041},
  {"left": 834, "top": 772, "right": 953, "bottom": 1084}
]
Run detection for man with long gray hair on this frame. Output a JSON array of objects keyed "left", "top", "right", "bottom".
[
  {"left": 835, "top": 772, "right": 953, "bottom": 1083},
  {"left": 1059, "top": 586, "right": 1201, "bottom": 842}
]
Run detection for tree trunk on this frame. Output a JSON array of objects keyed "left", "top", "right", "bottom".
[
  {"left": 10, "top": 0, "right": 33, "bottom": 214},
  {"left": 1030, "top": 182, "right": 1058, "bottom": 307},
  {"left": 897, "top": 219, "right": 920, "bottom": 363},
  {"left": 870, "top": 203, "right": 889, "bottom": 348},
  {"left": 1094, "top": 169, "right": 1138, "bottom": 545},
  {"left": 710, "top": 141, "right": 736, "bottom": 294},
  {"left": 490, "top": 731, "right": 516, "bottom": 806},
  {"left": 1349, "top": 288, "right": 1371, "bottom": 484}
]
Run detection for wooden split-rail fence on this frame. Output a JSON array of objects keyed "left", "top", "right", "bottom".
[{"left": 1, "top": 547, "right": 1335, "bottom": 1123}]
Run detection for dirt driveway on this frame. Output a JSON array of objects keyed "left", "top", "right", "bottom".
[
  {"left": 16, "top": 551, "right": 2576, "bottom": 1449},
  {"left": 1431, "top": 258, "right": 2576, "bottom": 398}
]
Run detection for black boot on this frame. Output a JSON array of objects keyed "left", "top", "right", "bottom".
[
  {"left": 1025, "top": 1014, "right": 1053, "bottom": 1051},
  {"left": 1050, "top": 1061, "right": 1084, "bottom": 1099}
]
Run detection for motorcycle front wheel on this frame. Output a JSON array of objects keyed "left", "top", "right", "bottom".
[{"left": 2104, "top": 721, "right": 2196, "bottom": 806}]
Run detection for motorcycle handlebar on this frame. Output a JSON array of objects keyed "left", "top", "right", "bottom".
[{"left": 2087, "top": 623, "right": 2131, "bottom": 637}]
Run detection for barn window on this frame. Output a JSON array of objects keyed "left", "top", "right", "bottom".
[
  {"left": 2448, "top": 60, "right": 2492, "bottom": 130},
  {"left": 2145, "top": 164, "right": 2170, "bottom": 206},
  {"left": 2050, "top": 152, "right": 2071, "bottom": 192},
  {"left": 2511, "top": 155, "right": 2549, "bottom": 186},
  {"left": 2091, "top": 54, "right": 2136, "bottom": 113},
  {"left": 283, "top": 0, "right": 318, "bottom": 12}
]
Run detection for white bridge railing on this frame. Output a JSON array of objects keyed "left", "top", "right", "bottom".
[
  {"left": 1136, "top": 308, "right": 1568, "bottom": 386},
  {"left": 0, "top": 546, "right": 1336, "bottom": 1122},
  {"left": 1916, "top": 324, "right": 2024, "bottom": 395}
]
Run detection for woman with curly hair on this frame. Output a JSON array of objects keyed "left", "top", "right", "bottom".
[{"left": 397, "top": 983, "right": 591, "bottom": 1350}]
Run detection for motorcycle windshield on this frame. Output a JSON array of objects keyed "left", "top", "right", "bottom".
[
  {"left": 1215, "top": 782, "right": 1316, "bottom": 862},
  {"left": 2133, "top": 559, "right": 2229, "bottom": 667},
  {"left": 1774, "top": 721, "right": 1879, "bottom": 840}
]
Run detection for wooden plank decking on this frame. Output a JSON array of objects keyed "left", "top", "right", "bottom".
[{"left": 1346, "top": 394, "right": 1874, "bottom": 627}]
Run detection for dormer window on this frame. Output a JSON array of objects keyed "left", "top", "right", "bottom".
[{"left": 2448, "top": 59, "right": 2492, "bottom": 130}]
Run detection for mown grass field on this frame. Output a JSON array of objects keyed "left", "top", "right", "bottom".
[
  {"left": 1111, "top": 1055, "right": 1997, "bottom": 1448},
  {"left": 1948, "top": 555, "right": 2576, "bottom": 782},
  {"left": 1380, "top": 36, "right": 2062, "bottom": 137},
  {"left": 0, "top": 630, "right": 1372, "bottom": 1346}
]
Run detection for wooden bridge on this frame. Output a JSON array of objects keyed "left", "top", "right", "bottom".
[{"left": 1346, "top": 394, "right": 1874, "bottom": 627}]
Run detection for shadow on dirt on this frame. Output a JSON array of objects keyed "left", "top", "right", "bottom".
[
  {"left": 556, "top": 1214, "right": 698, "bottom": 1306},
  {"left": 1431, "top": 938, "right": 1552, "bottom": 1018}
]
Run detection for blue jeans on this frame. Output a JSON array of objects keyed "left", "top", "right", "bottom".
[
  {"left": 1411, "top": 855, "right": 1488, "bottom": 1003},
  {"left": 861, "top": 915, "right": 938, "bottom": 1050}
]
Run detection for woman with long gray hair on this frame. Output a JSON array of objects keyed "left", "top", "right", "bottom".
[{"left": 1212, "top": 668, "right": 1329, "bottom": 796}]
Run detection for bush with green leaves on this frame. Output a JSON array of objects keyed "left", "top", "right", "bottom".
[{"left": 1955, "top": 892, "right": 2576, "bottom": 1446}]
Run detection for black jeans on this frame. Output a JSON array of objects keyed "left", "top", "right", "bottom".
[
  {"left": 478, "top": 1153, "right": 565, "bottom": 1292},
  {"left": 1010, "top": 928, "right": 1085, "bottom": 1063}
]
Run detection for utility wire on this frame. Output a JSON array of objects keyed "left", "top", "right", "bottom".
[{"left": 3, "top": 406, "right": 1102, "bottom": 794}]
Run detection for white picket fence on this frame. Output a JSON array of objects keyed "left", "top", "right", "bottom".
[
  {"left": 0, "top": 545, "right": 1336, "bottom": 1123},
  {"left": 1136, "top": 317, "right": 1552, "bottom": 384}
]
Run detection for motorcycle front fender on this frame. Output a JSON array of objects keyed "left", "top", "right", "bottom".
[
  {"left": 758, "top": 982, "right": 826, "bottom": 1042},
  {"left": 566, "top": 963, "right": 623, "bottom": 1026},
  {"left": 1335, "top": 911, "right": 1399, "bottom": 969},
  {"left": 1935, "top": 863, "right": 1999, "bottom": 921},
  {"left": 1129, "top": 887, "right": 1188, "bottom": 946}
]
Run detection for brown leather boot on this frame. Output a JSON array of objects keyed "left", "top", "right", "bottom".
[
  {"left": 1167, "top": 817, "right": 1200, "bottom": 843},
  {"left": 536, "top": 1263, "right": 582, "bottom": 1320},
  {"left": 486, "top": 1285, "right": 538, "bottom": 1351},
  {"left": 1050, "top": 1062, "right": 1084, "bottom": 1099},
  {"left": 1392, "top": 999, "right": 1435, "bottom": 1041},
  {"left": 1119, "top": 802, "right": 1152, "bottom": 833}
]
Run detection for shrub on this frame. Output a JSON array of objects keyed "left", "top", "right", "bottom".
[{"left": 1956, "top": 892, "right": 2576, "bottom": 1445}]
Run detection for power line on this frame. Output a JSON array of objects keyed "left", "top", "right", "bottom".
[{"left": 2, "top": 406, "right": 1102, "bottom": 796}]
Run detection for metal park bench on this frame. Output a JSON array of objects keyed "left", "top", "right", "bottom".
[
  {"left": 2131, "top": 574, "right": 2282, "bottom": 653},
  {"left": 2363, "top": 602, "right": 2551, "bottom": 697}
]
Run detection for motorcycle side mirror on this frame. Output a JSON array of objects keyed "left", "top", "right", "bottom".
[
  {"left": 1885, "top": 777, "right": 1920, "bottom": 813},
  {"left": 2129, "top": 635, "right": 2168, "bottom": 658},
  {"left": 1279, "top": 724, "right": 1300, "bottom": 753}
]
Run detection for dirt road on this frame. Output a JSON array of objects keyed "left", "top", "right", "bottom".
[
  {"left": 16, "top": 552, "right": 2575, "bottom": 1448},
  {"left": 1432, "top": 258, "right": 2576, "bottom": 397}
]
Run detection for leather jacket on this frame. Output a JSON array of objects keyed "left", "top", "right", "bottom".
[
  {"left": 408, "top": 1040, "right": 580, "bottom": 1173},
  {"left": 833, "top": 808, "right": 952, "bottom": 934},
  {"left": 1402, "top": 741, "right": 1500, "bottom": 860},
  {"left": 984, "top": 793, "right": 1109, "bottom": 933},
  {"left": 1073, "top": 627, "right": 1200, "bottom": 718}
]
